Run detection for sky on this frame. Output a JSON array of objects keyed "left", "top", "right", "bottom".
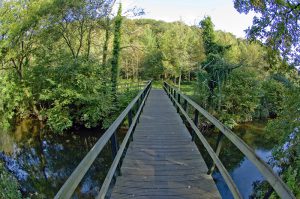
[{"left": 114, "top": 0, "right": 256, "bottom": 38}]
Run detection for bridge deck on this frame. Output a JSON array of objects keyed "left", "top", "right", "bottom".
[{"left": 111, "top": 89, "right": 221, "bottom": 199}]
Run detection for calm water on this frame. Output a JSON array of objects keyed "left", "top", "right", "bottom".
[
  {"left": 0, "top": 120, "right": 114, "bottom": 198},
  {"left": 207, "top": 121, "right": 278, "bottom": 198},
  {"left": 0, "top": 120, "right": 276, "bottom": 198}
]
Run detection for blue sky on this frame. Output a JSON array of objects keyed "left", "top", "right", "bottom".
[{"left": 115, "top": 0, "right": 255, "bottom": 38}]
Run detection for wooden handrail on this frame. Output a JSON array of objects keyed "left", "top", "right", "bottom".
[
  {"left": 96, "top": 82, "right": 151, "bottom": 199},
  {"left": 164, "top": 83, "right": 242, "bottom": 199},
  {"left": 55, "top": 81, "right": 152, "bottom": 199},
  {"left": 163, "top": 82, "right": 295, "bottom": 199}
]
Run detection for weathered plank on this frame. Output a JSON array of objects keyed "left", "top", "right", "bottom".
[{"left": 110, "top": 89, "right": 220, "bottom": 199}]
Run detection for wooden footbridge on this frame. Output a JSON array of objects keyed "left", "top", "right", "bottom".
[{"left": 55, "top": 81, "right": 295, "bottom": 199}]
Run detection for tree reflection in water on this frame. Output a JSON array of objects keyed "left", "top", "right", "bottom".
[
  {"left": 0, "top": 120, "right": 113, "bottom": 198},
  {"left": 195, "top": 121, "right": 278, "bottom": 199}
]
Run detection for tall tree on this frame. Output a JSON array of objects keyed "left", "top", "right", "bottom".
[
  {"left": 200, "top": 16, "right": 242, "bottom": 109},
  {"left": 160, "top": 22, "right": 191, "bottom": 89},
  {"left": 102, "top": 0, "right": 117, "bottom": 67},
  {"left": 111, "top": 4, "right": 123, "bottom": 96},
  {"left": 234, "top": 0, "right": 300, "bottom": 66}
]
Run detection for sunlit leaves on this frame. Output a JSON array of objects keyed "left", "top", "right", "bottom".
[{"left": 234, "top": 0, "right": 300, "bottom": 65}]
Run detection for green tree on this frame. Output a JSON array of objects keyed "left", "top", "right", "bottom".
[
  {"left": 220, "top": 68, "right": 261, "bottom": 127},
  {"left": 160, "top": 22, "right": 192, "bottom": 89},
  {"left": 234, "top": 0, "right": 300, "bottom": 65},
  {"left": 199, "top": 16, "right": 242, "bottom": 109},
  {"left": 111, "top": 4, "right": 123, "bottom": 96}
]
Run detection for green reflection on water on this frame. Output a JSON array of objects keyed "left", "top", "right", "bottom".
[{"left": 0, "top": 120, "right": 113, "bottom": 198}]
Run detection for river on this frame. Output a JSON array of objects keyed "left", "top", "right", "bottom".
[
  {"left": 201, "top": 121, "right": 278, "bottom": 198},
  {"left": 0, "top": 120, "right": 114, "bottom": 198},
  {"left": 0, "top": 120, "right": 277, "bottom": 198}
]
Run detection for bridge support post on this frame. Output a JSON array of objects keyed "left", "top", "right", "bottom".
[
  {"left": 183, "top": 99, "right": 188, "bottom": 112},
  {"left": 110, "top": 131, "right": 119, "bottom": 161},
  {"left": 207, "top": 132, "right": 224, "bottom": 175},
  {"left": 192, "top": 110, "right": 199, "bottom": 141},
  {"left": 137, "top": 99, "right": 141, "bottom": 123},
  {"left": 128, "top": 110, "right": 133, "bottom": 141},
  {"left": 177, "top": 94, "right": 181, "bottom": 112},
  {"left": 172, "top": 89, "right": 176, "bottom": 106}
]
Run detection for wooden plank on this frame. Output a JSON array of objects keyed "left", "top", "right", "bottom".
[
  {"left": 110, "top": 89, "right": 220, "bottom": 199},
  {"left": 113, "top": 178, "right": 212, "bottom": 188}
]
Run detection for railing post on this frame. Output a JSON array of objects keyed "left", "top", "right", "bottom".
[
  {"left": 183, "top": 99, "right": 188, "bottom": 112},
  {"left": 110, "top": 131, "right": 119, "bottom": 161},
  {"left": 137, "top": 99, "right": 141, "bottom": 123},
  {"left": 207, "top": 132, "right": 224, "bottom": 175},
  {"left": 173, "top": 90, "right": 176, "bottom": 106},
  {"left": 177, "top": 93, "right": 181, "bottom": 112},
  {"left": 192, "top": 110, "right": 199, "bottom": 141},
  {"left": 128, "top": 110, "right": 133, "bottom": 141}
]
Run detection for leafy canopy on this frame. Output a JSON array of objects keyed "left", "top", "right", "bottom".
[{"left": 234, "top": 0, "right": 300, "bottom": 66}]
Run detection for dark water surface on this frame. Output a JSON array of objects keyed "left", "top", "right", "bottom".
[
  {"left": 0, "top": 120, "right": 276, "bottom": 198},
  {"left": 208, "top": 121, "right": 278, "bottom": 198},
  {"left": 0, "top": 120, "right": 114, "bottom": 198}
]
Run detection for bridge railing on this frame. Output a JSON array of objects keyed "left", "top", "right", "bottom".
[
  {"left": 163, "top": 82, "right": 295, "bottom": 199},
  {"left": 55, "top": 81, "right": 152, "bottom": 199}
]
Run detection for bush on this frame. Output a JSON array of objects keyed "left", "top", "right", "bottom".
[
  {"left": 28, "top": 60, "right": 114, "bottom": 133},
  {"left": 0, "top": 162, "right": 22, "bottom": 199},
  {"left": 0, "top": 73, "right": 30, "bottom": 129},
  {"left": 256, "top": 78, "right": 286, "bottom": 119},
  {"left": 219, "top": 68, "right": 261, "bottom": 125}
]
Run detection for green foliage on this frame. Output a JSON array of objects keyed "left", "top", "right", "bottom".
[
  {"left": 257, "top": 78, "right": 287, "bottom": 118},
  {"left": 199, "top": 16, "right": 241, "bottom": 108},
  {"left": 0, "top": 162, "right": 22, "bottom": 199},
  {"left": 111, "top": 4, "right": 123, "bottom": 95},
  {"left": 234, "top": 0, "right": 300, "bottom": 65},
  {"left": 195, "top": 70, "right": 210, "bottom": 108},
  {"left": 200, "top": 16, "right": 217, "bottom": 55},
  {"left": 141, "top": 27, "right": 164, "bottom": 79},
  {"left": 219, "top": 69, "right": 261, "bottom": 126},
  {"left": 102, "top": 89, "right": 139, "bottom": 128},
  {"left": 143, "top": 51, "right": 164, "bottom": 79},
  {"left": 263, "top": 87, "right": 300, "bottom": 197},
  {"left": 0, "top": 74, "right": 30, "bottom": 129},
  {"left": 29, "top": 60, "right": 113, "bottom": 133}
]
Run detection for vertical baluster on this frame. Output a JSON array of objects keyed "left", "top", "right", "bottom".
[
  {"left": 183, "top": 99, "right": 188, "bottom": 112},
  {"left": 192, "top": 110, "right": 199, "bottom": 141},
  {"left": 137, "top": 99, "right": 141, "bottom": 123},
  {"left": 177, "top": 93, "right": 181, "bottom": 112},
  {"left": 110, "top": 132, "right": 119, "bottom": 158},
  {"left": 128, "top": 110, "right": 133, "bottom": 141},
  {"left": 110, "top": 131, "right": 120, "bottom": 175},
  {"left": 207, "top": 132, "right": 224, "bottom": 175}
]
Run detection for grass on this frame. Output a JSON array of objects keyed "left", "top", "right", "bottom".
[
  {"left": 152, "top": 80, "right": 164, "bottom": 89},
  {"left": 177, "top": 82, "right": 197, "bottom": 96}
]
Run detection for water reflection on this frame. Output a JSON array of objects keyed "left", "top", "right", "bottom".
[
  {"left": 0, "top": 120, "right": 112, "bottom": 198},
  {"left": 209, "top": 121, "right": 278, "bottom": 199},
  {"left": 0, "top": 119, "right": 278, "bottom": 198}
]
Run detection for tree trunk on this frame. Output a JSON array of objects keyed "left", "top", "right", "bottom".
[
  {"left": 178, "top": 69, "right": 182, "bottom": 91},
  {"left": 111, "top": 5, "right": 123, "bottom": 97},
  {"left": 87, "top": 27, "right": 92, "bottom": 60}
]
